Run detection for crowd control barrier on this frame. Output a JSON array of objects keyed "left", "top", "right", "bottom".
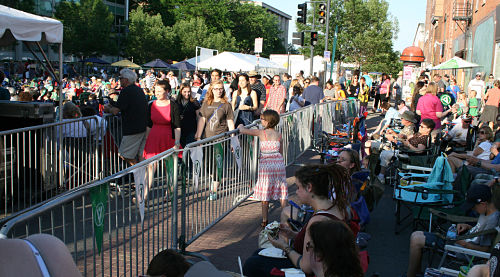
[{"left": 0, "top": 100, "right": 358, "bottom": 277}]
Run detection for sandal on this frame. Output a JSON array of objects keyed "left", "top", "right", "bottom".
[{"left": 261, "top": 220, "right": 268, "bottom": 228}]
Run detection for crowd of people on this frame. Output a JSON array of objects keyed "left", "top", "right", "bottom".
[
  {"left": 360, "top": 69, "right": 500, "bottom": 277},
  {"left": 3, "top": 58, "right": 500, "bottom": 277}
]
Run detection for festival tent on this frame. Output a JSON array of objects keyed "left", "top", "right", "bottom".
[
  {"left": 0, "top": 4, "right": 64, "bottom": 119},
  {"left": 0, "top": 5, "right": 63, "bottom": 45},
  {"left": 111, "top": 59, "right": 141, "bottom": 69},
  {"left": 197, "top": 51, "right": 285, "bottom": 72},
  {"left": 143, "top": 58, "right": 171, "bottom": 68},
  {"left": 430, "top": 56, "right": 481, "bottom": 70},
  {"left": 171, "top": 60, "right": 195, "bottom": 71}
]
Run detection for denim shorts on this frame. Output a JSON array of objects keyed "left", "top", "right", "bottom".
[{"left": 424, "top": 232, "right": 446, "bottom": 249}]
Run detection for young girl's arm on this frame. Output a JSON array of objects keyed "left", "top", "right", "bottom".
[{"left": 238, "top": 125, "right": 261, "bottom": 136}]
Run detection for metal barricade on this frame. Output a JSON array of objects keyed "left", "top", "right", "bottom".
[
  {"left": 0, "top": 149, "right": 179, "bottom": 277},
  {"left": 99, "top": 114, "right": 127, "bottom": 179},
  {"left": 278, "top": 106, "right": 314, "bottom": 166},
  {"left": 0, "top": 102, "right": 348, "bottom": 276},
  {"left": 313, "top": 100, "right": 359, "bottom": 139},
  {"left": 179, "top": 124, "right": 258, "bottom": 248},
  {"left": 0, "top": 116, "right": 101, "bottom": 220}
]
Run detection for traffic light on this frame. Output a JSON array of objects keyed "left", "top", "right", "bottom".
[
  {"left": 310, "top": 32, "right": 318, "bottom": 46},
  {"left": 318, "top": 3, "right": 326, "bottom": 24},
  {"left": 292, "top": 32, "right": 305, "bottom": 46},
  {"left": 297, "top": 3, "right": 307, "bottom": 24}
]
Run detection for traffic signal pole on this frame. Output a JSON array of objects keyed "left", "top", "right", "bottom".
[
  {"left": 310, "top": 10, "right": 315, "bottom": 78},
  {"left": 292, "top": 1, "right": 330, "bottom": 80}
]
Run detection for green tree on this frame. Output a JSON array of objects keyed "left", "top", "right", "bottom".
[
  {"left": 125, "top": 6, "right": 176, "bottom": 63},
  {"left": 134, "top": 0, "right": 287, "bottom": 57},
  {"left": 171, "top": 17, "right": 237, "bottom": 60},
  {"left": 2, "top": 0, "right": 35, "bottom": 13},
  {"left": 55, "top": 0, "right": 116, "bottom": 56},
  {"left": 298, "top": 0, "right": 400, "bottom": 74},
  {"left": 230, "top": 3, "right": 286, "bottom": 56}
]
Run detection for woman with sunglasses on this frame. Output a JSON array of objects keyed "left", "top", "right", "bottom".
[
  {"left": 243, "top": 164, "right": 353, "bottom": 277},
  {"left": 195, "top": 80, "right": 235, "bottom": 200},
  {"left": 447, "top": 126, "right": 494, "bottom": 173}
]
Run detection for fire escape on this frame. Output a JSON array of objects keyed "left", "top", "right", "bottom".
[{"left": 452, "top": 0, "right": 473, "bottom": 58}]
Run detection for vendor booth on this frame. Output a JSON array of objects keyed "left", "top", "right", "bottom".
[{"left": 197, "top": 51, "right": 286, "bottom": 75}]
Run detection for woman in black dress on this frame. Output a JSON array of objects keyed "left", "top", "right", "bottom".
[{"left": 176, "top": 83, "right": 201, "bottom": 148}]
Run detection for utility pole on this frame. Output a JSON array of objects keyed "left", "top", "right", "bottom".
[{"left": 323, "top": 0, "right": 330, "bottom": 84}]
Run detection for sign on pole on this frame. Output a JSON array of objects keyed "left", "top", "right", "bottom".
[
  {"left": 324, "top": 51, "right": 331, "bottom": 61},
  {"left": 254, "top": 37, "right": 263, "bottom": 53}
]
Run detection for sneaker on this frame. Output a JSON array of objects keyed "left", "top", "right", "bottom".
[
  {"left": 376, "top": 108, "right": 382, "bottom": 113},
  {"left": 207, "top": 192, "right": 218, "bottom": 201}
]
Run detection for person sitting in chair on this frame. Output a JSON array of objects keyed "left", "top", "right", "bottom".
[
  {"left": 376, "top": 118, "right": 434, "bottom": 183},
  {"left": 447, "top": 126, "right": 494, "bottom": 173},
  {"left": 370, "top": 101, "right": 400, "bottom": 136},
  {"left": 405, "top": 184, "right": 500, "bottom": 277},
  {"left": 444, "top": 114, "right": 473, "bottom": 149},
  {"left": 385, "top": 111, "right": 417, "bottom": 143}
]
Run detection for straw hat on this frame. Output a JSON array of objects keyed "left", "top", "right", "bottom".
[{"left": 248, "top": 70, "right": 261, "bottom": 78}]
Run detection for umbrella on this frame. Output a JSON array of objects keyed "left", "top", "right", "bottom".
[
  {"left": 81, "top": 57, "right": 110, "bottom": 64},
  {"left": 111, "top": 59, "right": 141, "bottom": 68},
  {"left": 143, "top": 58, "right": 171, "bottom": 68},
  {"left": 171, "top": 60, "right": 195, "bottom": 71},
  {"left": 431, "top": 56, "right": 481, "bottom": 70}
]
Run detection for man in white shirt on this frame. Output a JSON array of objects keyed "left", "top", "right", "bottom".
[
  {"left": 468, "top": 72, "right": 486, "bottom": 110},
  {"left": 445, "top": 115, "right": 473, "bottom": 146}
]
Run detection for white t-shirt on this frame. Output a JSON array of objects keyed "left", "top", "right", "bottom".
[
  {"left": 448, "top": 124, "right": 468, "bottom": 143},
  {"left": 468, "top": 79, "right": 485, "bottom": 99},
  {"left": 289, "top": 95, "right": 305, "bottom": 111},
  {"left": 476, "top": 141, "right": 493, "bottom": 160}
]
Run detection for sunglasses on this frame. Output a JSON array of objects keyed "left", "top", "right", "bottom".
[{"left": 479, "top": 131, "right": 486, "bottom": 134}]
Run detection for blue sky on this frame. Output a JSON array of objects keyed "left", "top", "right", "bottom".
[{"left": 262, "top": 0, "right": 426, "bottom": 52}]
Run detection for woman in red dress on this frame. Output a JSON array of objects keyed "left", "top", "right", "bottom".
[{"left": 143, "top": 80, "right": 181, "bottom": 200}]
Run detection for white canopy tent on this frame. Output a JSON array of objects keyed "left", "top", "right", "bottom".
[
  {"left": 0, "top": 5, "right": 64, "bottom": 119},
  {"left": 0, "top": 5, "right": 65, "bottom": 188},
  {"left": 0, "top": 5, "right": 63, "bottom": 45},
  {"left": 197, "top": 51, "right": 286, "bottom": 74}
]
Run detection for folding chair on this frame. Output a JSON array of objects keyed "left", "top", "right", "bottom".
[
  {"left": 393, "top": 155, "right": 461, "bottom": 234},
  {"left": 435, "top": 226, "right": 500, "bottom": 276}
]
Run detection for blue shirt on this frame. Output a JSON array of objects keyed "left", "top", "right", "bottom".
[
  {"left": 384, "top": 107, "right": 400, "bottom": 123},
  {"left": 492, "top": 154, "right": 500, "bottom": 165}
]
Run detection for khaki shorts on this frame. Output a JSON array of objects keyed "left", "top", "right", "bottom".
[{"left": 119, "top": 132, "right": 147, "bottom": 160}]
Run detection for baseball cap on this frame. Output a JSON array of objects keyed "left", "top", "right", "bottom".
[
  {"left": 461, "top": 184, "right": 491, "bottom": 212},
  {"left": 476, "top": 72, "right": 482, "bottom": 76}
]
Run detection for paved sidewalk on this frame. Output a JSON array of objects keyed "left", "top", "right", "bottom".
[{"left": 185, "top": 151, "right": 315, "bottom": 272}]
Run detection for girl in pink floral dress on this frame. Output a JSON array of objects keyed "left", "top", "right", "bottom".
[{"left": 238, "top": 110, "right": 288, "bottom": 227}]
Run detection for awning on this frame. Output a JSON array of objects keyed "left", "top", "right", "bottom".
[{"left": 0, "top": 5, "right": 63, "bottom": 45}]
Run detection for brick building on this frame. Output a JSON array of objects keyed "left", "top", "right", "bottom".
[{"left": 423, "top": 0, "right": 500, "bottom": 87}]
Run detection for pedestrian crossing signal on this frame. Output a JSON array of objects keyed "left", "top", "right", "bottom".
[{"left": 310, "top": 32, "right": 318, "bottom": 46}]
